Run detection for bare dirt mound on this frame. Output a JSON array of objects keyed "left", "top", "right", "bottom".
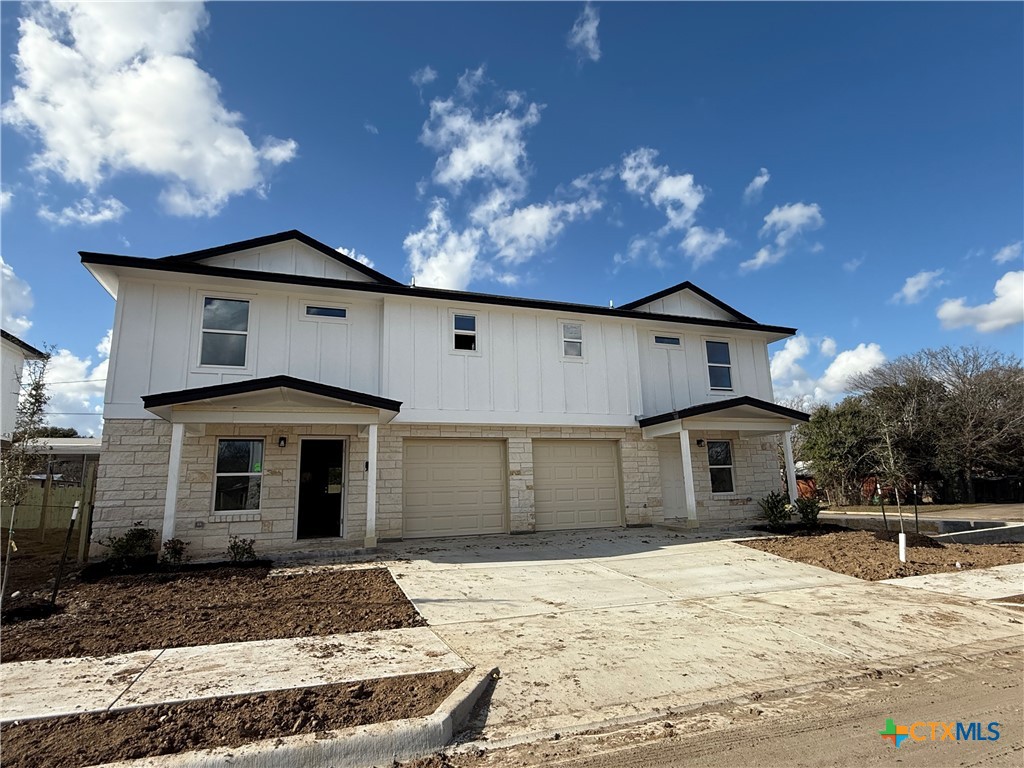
[
  {"left": 1, "top": 566, "right": 424, "bottom": 662},
  {"left": 2, "top": 670, "right": 466, "bottom": 768},
  {"left": 740, "top": 529, "right": 1024, "bottom": 580}
]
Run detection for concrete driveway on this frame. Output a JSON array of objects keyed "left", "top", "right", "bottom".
[{"left": 385, "top": 528, "right": 1023, "bottom": 743}]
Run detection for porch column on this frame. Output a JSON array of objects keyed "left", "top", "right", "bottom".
[
  {"left": 161, "top": 422, "right": 185, "bottom": 544},
  {"left": 679, "top": 428, "right": 698, "bottom": 522},
  {"left": 783, "top": 429, "right": 798, "bottom": 503},
  {"left": 364, "top": 423, "right": 378, "bottom": 549}
]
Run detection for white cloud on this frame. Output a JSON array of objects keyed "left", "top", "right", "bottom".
[
  {"left": 0, "top": 188, "right": 12, "bottom": 212},
  {"left": 843, "top": 256, "right": 864, "bottom": 273},
  {"left": 890, "top": 268, "right": 946, "bottom": 305},
  {"left": 620, "top": 147, "right": 705, "bottom": 232},
  {"left": 411, "top": 65, "right": 438, "bottom": 88},
  {"left": 680, "top": 226, "right": 731, "bottom": 268},
  {"left": 38, "top": 195, "right": 127, "bottom": 226},
  {"left": 44, "top": 332, "right": 110, "bottom": 436},
  {"left": 771, "top": 337, "right": 885, "bottom": 407},
  {"left": 336, "top": 246, "right": 375, "bottom": 269},
  {"left": 364, "top": 122, "right": 379, "bottom": 136},
  {"left": 488, "top": 195, "right": 602, "bottom": 265},
  {"left": 1, "top": 255, "right": 34, "bottom": 335},
  {"left": 937, "top": 270, "right": 1024, "bottom": 333},
  {"left": 567, "top": 3, "right": 601, "bottom": 63},
  {"left": 404, "top": 199, "right": 482, "bottom": 290},
  {"left": 741, "top": 202, "right": 824, "bottom": 272},
  {"left": 419, "top": 78, "right": 542, "bottom": 196},
  {"left": 2, "top": 1, "right": 297, "bottom": 218},
  {"left": 612, "top": 236, "right": 666, "bottom": 272},
  {"left": 993, "top": 240, "right": 1022, "bottom": 265},
  {"left": 743, "top": 167, "right": 770, "bottom": 203}
]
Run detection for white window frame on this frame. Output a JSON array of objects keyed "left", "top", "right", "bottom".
[
  {"left": 213, "top": 438, "right": 265, "bottom": 513},
  {"left": 300, "top": 301, "right": 350, "bottom": 324},
  {"left": 450, "top": 310, "right": 480, "bottom": 354},
  {"left": 651, "top": 332, "right": 682, "bottom": 349},
  {"left": 703, "top": 337, "right": 734, "bottom": 393},
  {"left": 559, "top": 319, "right": 585, "bottom": 361},
  {"left": 706, "top": 439, "right": 735, "bottom": 495},
  {"left": 194, "top": 292, "right": 256, "bottom": 372}
]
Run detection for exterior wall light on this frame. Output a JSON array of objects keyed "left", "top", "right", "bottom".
[
  {"left": 278, "top": 436, "right": 287, "bottom": 448},
  {"left": 696, "top": 439, "right": 706, "bottom": 448}
]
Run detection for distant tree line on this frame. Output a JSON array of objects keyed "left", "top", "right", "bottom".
[{"left": 795, "top": 346, "right": 1024, "bottom": 505}]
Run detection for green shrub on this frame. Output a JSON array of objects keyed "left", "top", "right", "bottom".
[
  {"left": 795, "top": 497, "right": 820, "bottom": 529},
  {"left": 101, "top": 521, "right": 158, "bottom": 569},
  {"left": 757, "top": 491, "right": 791, "bottom": 532},
  {"left": 160, "top": 538, "right": 190, "bottom": 565},
  {"left": 227, "top": 536, "right": 257, "bottom": 562}
]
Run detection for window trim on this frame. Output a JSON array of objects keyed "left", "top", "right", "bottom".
[
  {"left": 559, "top": 319, "right": 585, "bottom": 361},
  {"left": 450, "top": 310, "right": 480, "bottom": 354},
  {"left": 213, "top": 438, "right": 265, "bottom": 514},
  {"left": 195, "top": 292, "right": 256, "bottom": 372},
  {"left": 703, "top": 337, "right": 734, "bottom": 393},
  {"left": 300, "top": 301, "right": 349, "bottom": 323},
  {"left": 706, "top": 439, "right": 735, "bottom": 495}
]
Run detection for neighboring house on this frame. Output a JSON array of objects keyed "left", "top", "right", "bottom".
[
  {"left": 81, "top": 230, "right": 807, "bottom": 554},
  {"left": 1, "top": 329, "right": 47, "bottom": 446}
]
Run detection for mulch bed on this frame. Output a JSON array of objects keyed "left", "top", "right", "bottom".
[
  {"left": 1, "top": 565, "right": 425, "bottom": 663},
  {"left": 1, "top": 670, "right": 467, "bottom": 768},
  {"left": 740, "top": 529, "right": 1024, "bottom": 581}
]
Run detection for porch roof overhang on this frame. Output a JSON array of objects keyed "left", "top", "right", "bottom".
[
  {"left": 638, "top": 396, "right": 809, "bottom": 439},
  {"left": 141, "top": 375, "right": 402, "bottom": 427}
]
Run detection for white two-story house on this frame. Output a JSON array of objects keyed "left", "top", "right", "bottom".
[
  {"left": 2, "top": 329, "right": 47, "bottom": 446},
  {"left": 81, "top": 230, "right": 807, "bottom": 554}
]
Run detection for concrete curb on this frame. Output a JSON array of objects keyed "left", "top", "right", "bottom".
[{"left": 89, "top": 667, "right": 499, "bottom": 768}]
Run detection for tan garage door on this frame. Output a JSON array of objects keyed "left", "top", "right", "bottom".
[
  {"left": 403, "top": 440, "right": 507, "bottom": 538},
  {"left": 533, "top": 440, "right": 622, "bottom": 531}
]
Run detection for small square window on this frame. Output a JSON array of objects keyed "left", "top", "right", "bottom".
[
  {"left": 562, "top": 322, "right": 583, "bottom": 357},
  {"left": 453, "top": 314, "right": 477, "bottom": 351}
]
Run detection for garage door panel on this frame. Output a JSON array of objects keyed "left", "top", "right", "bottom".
[
  {"left": 403, "top": 439, "right": 507, "bottom": 538},
  {"left": 534, "top": 439, "right": 622, "bottom": 531}
]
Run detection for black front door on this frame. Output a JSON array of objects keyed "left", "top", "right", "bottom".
[{"left": 297, "top": 439, "right": 345, "bottom": 539}]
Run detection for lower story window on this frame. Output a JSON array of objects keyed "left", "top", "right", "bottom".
[
  {"left": 215, "top": 439, "right": 264, "bottom": 512},
  {"left": 707, "top": 440, "right": 734, "bottom": 494}
]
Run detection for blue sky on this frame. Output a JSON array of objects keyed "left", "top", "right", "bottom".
[{"left": 1, "top": 1, "right": 1021, "bottom": 435}]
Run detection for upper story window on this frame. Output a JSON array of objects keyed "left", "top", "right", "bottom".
[
  {"left": 201, "top": 298, "right": 249, "bottom": 367},
  {"left": 562, "top": 322, "right": 583, "bottom": 357},
  {"left": 305, "top": 305, "right": 347, "bottom": 319},
  {"left": 453, "top": 313, "right": 477, "bottom": 351},
  {"left": 707, "top": 440, "right": 734, "bottom": 494},
  {"left": 214, "top": 438, "right": 263, "bottom": 512},
  {"left": 654, "top": 335, "right": 681, "bottom": 347},
  {"left": 705, "top": 340, "right": 732, "bottom": 390}
]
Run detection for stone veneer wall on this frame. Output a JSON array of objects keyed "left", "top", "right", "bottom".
[
  {"left": 93, "top": 419, "right": 777, "bottom": 555},
  {"left": 691, "top": 431, "right": 783, "bottom": 524}
]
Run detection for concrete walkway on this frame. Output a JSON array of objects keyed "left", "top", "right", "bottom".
[
  {"left": 1, "top": 627, "right": 469, "bottom": 723},
  {"left": 881, "top": 562, "right": 1024, "bottom": 600},
  {"left": 385, "top": 528, "right": 1024, "bottom": 743}
]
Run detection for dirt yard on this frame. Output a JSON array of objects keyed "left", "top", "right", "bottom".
[
  {"left": 3, "top": 669, "right": 467, "bottom": 768},
  {"left": 740, "top": 529, "right": 1024, "bottom": 580},
  {"left": 1, "top": 565, "right": 424, "bottom": 662}
]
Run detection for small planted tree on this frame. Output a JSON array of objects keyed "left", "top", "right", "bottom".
[{"left": 757, "top": 491, "right": 791, "bottom": 532}]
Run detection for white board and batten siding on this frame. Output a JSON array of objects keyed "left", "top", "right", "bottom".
[
  {"left": 381, "top": 297, "right": 643, "bottom": 426},
  {"left": 105, "top": 278, "right": 384, "bottom": 419},
  {"left": 636, "top": 327, "right": 774, "bottom": 417},
  {"left": 200, "top": 241, "right": 378, "bottom": 283},
  {"left": 402, "top": 439, "right": 507, "bottom": 537},
  {"left": 533, "top": 440, "right": 622, "bottom": 530},
  {"left": 629, "top": 290, "right": 737, "bottom": 321}
]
